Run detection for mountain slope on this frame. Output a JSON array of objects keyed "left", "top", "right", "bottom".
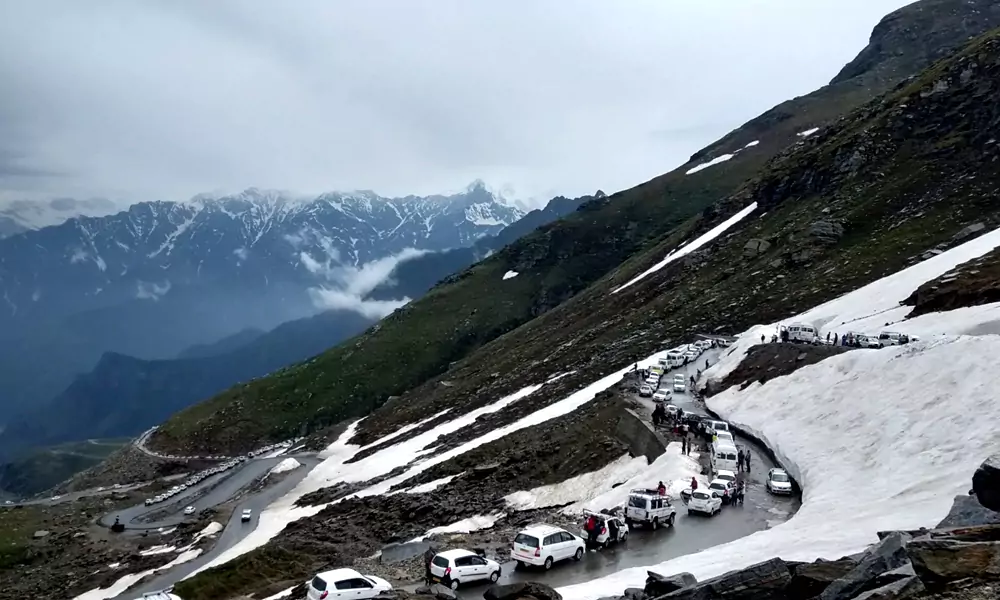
[
  {"left": 149, "top": 0, "right": 1000, "bottom": 455},
  {"left": 170, "top": 16, "right": 1000, "bottom": 599}
]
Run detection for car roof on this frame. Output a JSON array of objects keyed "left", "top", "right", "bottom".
[
  {"left": 709, "top": 479, "right": 729, "bottom": 486},
  {"left": 770, "top": 468, "right": 788, "bottom": 475},
  {"left": 436, "top": 548, "right": 477, "bottom": 560},
  {"left": 519, "top": 524, "right": 565, "bottom": 536},
  {"left": 716, "top": 470, "right": 736, "bottom": 477},
  {"left": 316, "top": 567, "right": 364, "bottom": 582}
]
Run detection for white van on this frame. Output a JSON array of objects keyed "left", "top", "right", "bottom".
[
  {"left": 711, "top": 443, "right": 740, "bottom": 474},
  {"left": 786, "top": 323, "right": 819, "bottom": 343},
  {"left": 878, "top": 332, "right": 909, "bottom": 346},
  {"left": 666, "top": 352, "right": 685, "bottom": 368}
]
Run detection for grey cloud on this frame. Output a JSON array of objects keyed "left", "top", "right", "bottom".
[
  {"left": 305, "top": 247, "right": 429, "bottom": 319},
  {"left": 0, "top": 0, "right": 912, "bottom": 206}
]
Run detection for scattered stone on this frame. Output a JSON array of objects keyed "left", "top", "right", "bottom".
[
  {"left": 644, "top": 571, "right": 697, "bottom": 597},
  {"left": 953, "top": 222, "right": 986, "bottom": 241},
  {"left": 973, "top": 455, "right": 1000, "bottom": 512},
  {"left": 819, "top": 531, "right": 911, "bottom": 600},
  {"left": 624, "top": 588, "right": 648, "bottom": 600},
  {"left": 33, "top": 530, "right": 50, "bottom": 538},
  {"left": 809, "top": 221, "right": 845, "bottom": 244},
  {"left": 485, "top": 582, "right": 562, "bottom": 600},
  {"left": 851, "top": 575, "right": 925, "bottom": 600},
  {"left": 743, "top": 239, "right": 771, "bottom": 258}
]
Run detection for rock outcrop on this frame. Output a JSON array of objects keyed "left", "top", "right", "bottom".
[
  {"left": 973, "top": 455, "right": 1000, "bottom": 512},
  {"left": 485, "top": 582, "right": 562, "bottom": 600}
]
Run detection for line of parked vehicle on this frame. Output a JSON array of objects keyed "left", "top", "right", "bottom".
[
  {"left": 783, "top": 323, "right": 919, "bottom": 347},
  {"left": 638, "top": 339, "right": 720, "bottom": 399},
  {"left": 143, "top": 456, "right": 249, "bottom": 508}
]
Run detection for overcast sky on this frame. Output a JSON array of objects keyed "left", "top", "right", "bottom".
[{"left": 0, "top": 0, "right": 913, "bottom": 207}]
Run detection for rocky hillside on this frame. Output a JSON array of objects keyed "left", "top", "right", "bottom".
[{"left": 148, "top": 0, "right": 1000, "bottom": 456}]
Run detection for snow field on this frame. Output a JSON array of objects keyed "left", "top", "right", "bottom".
[
  {"left": 703, "top": 224, "right": 1000, "bottom": 387},
  {"left": 685, "top": 153, "right": 735, "bottom": 175},
  {"left": 613, "top": 202, "right": 758, "bottom": 294},
  {"left": 268, "top": 457, "right": 301, "bottom": 476},
  {"left": 73, "top": 549, "right": 205, "bottom": 600},
  {"left": 560, "top": 334, "right": 1000, "bottom": 600},
  {"left": 503, "top": 270, "right": 519, "bottom": 280}
]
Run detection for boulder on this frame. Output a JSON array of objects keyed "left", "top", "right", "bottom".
[
  {"left": 851, "top": 576, "right": 925, "bottom": 600},
  {"left": 743, "top": 239, "right": 771, "bottom": 258},
  {"left": 953, "top": 222, "right": 986, "bottom": 241},
  {"left": 936, "top": 495, "right": 1000, "bottom": 528},
  {"left": 786, "top": 558, "right": 858, "bottom": 600},
  {"left": 624, "top": 589, "right": 647, "bottom": 600},
  {"left": 809, "top": 220, "right": 845, "bottom": 244},
  {"left": 644, "top": 571, "right": 697, "bottom": 597},
  {"left": 659, "top": 558, "right": 791, "bottom": 600},
  {"left": 485, "top": 582, "right": 561, "bottom": 600},
  {"left": 819, "top": 531, "right": 911, "bottom": 600},
  {"left": 973, "top": 455, "right": 1000, "bottom": 512},
  {"left": 430, "top": 584, "right": 457, "bottom": 600},
  {"left": 907, "top": 538, "right": 1000, "bottom": 583}
]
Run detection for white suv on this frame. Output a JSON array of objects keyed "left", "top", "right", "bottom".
[
  {"left": 429, "top": 549, "right": 501, "bottom": 589},
  {"left": 512, "top": 525, "right": 585, "bottom": 570},
  {"left": 306, "top": 569, "right": 392, "bottom": 600},
  {"left": 624, "top": 489, "right": 676, "bottom": 529}
]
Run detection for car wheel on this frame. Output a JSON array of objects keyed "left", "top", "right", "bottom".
[
  {"left": 490, "top": 571, "right": 500, "bottom": 583},
  {"left": 620, "top": 531, "right": 628, "bottom": 542},
  {"left": 449, "top": 579, "right": 460, "bottom": 590},
  {"left": 544, "top": 556, "right": 554, "bottom": 571},
  {"left": 688, "top": 509, "right": 693, "bottom": 515},
  {"left": 667, "top": 513, "right": 675, "bottom": 526},
  {"left": 652, "top": 517, "right": 659, "bottom": 530},
  {"left": 574, "top": 547, "right": 584, "bottom": 561},
  {"left": 515, "top": 561, "right": 526, "bottom": 571}
]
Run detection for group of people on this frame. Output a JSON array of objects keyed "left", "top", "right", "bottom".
[{"left": 737, "top": 448, "right": 752, "bottom": 472}]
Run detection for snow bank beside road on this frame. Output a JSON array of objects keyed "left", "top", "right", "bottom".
[
  {"left": 560, "top": 335, "right": 1000, "bottom": 600},
  {"left": 268, "top": 458, "right": 301, "bottom": 476},
  {"left": 504, "top": 444, "right": 703, "bottom": 513}
]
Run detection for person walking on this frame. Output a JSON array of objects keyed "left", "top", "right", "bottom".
[
  {"left": 690, "top": 477, "right": 698, "bottom": 491},
  {"left": 423, "top": 546, "right": 437, "bottom": 585}
]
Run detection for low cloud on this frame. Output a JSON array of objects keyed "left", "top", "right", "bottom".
[{"left": 304, "top": 247, "right": 428, "bottom": 318}]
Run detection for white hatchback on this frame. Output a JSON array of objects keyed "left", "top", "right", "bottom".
[
  {"left": 688, "top": 489, "right": 722, "bottom": 516},
  {"left": 306, "top": 569, "right": 392, "bottom": 600},
  {"left": 429, "top": 549, "right": 501, "bottom": 589},
  {"left": 512, "top": 525, "right": 585, "bottom": 570}
]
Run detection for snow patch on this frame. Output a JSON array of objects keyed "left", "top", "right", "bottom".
[
  {"left": 268, "top": 458, "right": 301, "bottom": 476},
  {"left": 261, "top": 587, "right": 296, "bottom": 600},
  {"left": 685, "top": 153, "right": 735, "bottom": 175},
  {"left": 404, "top": 474, "right": 461, "bottom": 494},
  {"left": 744, "top": 140, "right": 760, "bottom": 148},
  {"left": 409, "top": 513, "right": 505, "bottom": 542},
  {"left": 73, "top": 549, "right": 203, "bottom": 600},
  {"left": 613, "top": 202, "right": 758, "bottom": 294},
  {"left": 503, "top": 270, "right": 519, "bottom": 280},
  {"left": 139, "top": 545, "right": 176, "bottom": 556},
  {"left": 505, "top": 445, "right": 702, "bottom": 513},
  {"left": 797, "top": 127, "right": 820, "bottom": 137}
]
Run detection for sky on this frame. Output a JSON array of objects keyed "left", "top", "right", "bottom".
[{"left": 0, "top": 0, "right": 913, "bottom": 208}]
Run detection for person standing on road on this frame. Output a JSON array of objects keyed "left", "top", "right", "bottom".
[
  {"left": 737, "top": 449, "right": 745, "bottom": 472},
  {"left": 761, "top": 333, "right": 766, "bottom": 343},
  {"left": 744, "top": 450, "right": 752, "bottom": 472},
  {"left": 705, "top": 359, "right": 710, "bottom": 369},
  {"left": 423, "top": 546, "right": 436, "bottom": 585},
  {"left": 681, "top": 436, "right": 687, "bottom": 454}
]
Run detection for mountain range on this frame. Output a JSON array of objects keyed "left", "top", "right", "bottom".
[{"left": 0, "top": 187, "right": 593, "bottom": 494}]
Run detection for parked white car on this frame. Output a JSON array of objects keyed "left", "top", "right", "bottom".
[
  {"left": 639, "top": 385, "right": 653, "bottom": 398},
  {"left": 580, "top": 511, "right": 629, "bottom": 549},
  {"left": 645, "top": 375, "right": 660, "bottom": 387},
  {"left": 766, "top": 468, "right": 794, "bottom": 495},
  {"left": 688, "top": 489, "right": 722, "bottom": 516},
  {"left": 878, "top": 331, "right": 910, "bottom": 346},
  {"left": 183, "top": 506, "right": 196, "bottom": 515},
  {"left": 715, "top": 470, "right": 738, "bottom": 489},
  {"left": 652, "top": 389, "right": 670, "bottom": 402},
  {"left": 512, "top": 525, "right": 585, "bottom": 570},
  {"left": 306, "top": 568, "right": 392, "bottom": 600},
  {"left": 624, "top": 489, "right": 677, "bottom": 529},
  {"left": 241, "top": 508, "right": 252, "bottom": 522},
  {"left": 708, "top": 479, "right": 733, "bottom": 504},
  {"left": 429, "top": 549, "right": 501, "bottom": 589}
]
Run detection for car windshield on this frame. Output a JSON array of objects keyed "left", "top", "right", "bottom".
[
  {"left": 311, "top": 576, "right": 328, "bottom": 592},
  {"left": 432, "top": 556, "right": 450, "bottom": 568},
  {"left": 628, "top": 496, "right": 647, "bottom": 509},
  {"left": 709, "top": 482, "right": 726, "bottom": 491},
  {"left": 514, "top": 534, "right": 539, "bottom": 548},
  {"left": 692, "top": 491, "right": 709, "bottom": 500},
  {"left": 771, "top": 473, "right": 789, "bottom": 482}
]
